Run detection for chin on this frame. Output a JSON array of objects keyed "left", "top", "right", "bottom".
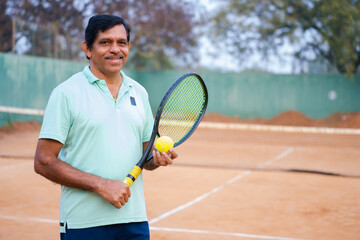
[{"left": 107, "top": 64, "right": 124, "bottom": 73}]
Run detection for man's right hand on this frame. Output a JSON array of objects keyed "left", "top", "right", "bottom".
[{"left": 96, "top": 179, "right": 131, "bottom": 209}]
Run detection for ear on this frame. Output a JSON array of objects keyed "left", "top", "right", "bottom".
[
  {"left": 82, "top": 42, "right": 91, "bottom": 59},
  {"left": 128, "top": 42, "right": 131, "bottom": 51}
]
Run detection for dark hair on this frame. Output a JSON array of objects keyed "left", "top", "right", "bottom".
[{"left": 84, "top": 14, "right": 131, "bottom": 58}]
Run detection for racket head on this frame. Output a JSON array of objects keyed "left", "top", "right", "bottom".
[
  {"left": 137, "top": 72, "right": 208, "bottom": 168},
  {"left": 155, "top": 72, "right": 208, "bottom": 147}
]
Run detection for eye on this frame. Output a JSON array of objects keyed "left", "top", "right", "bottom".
[{"left": 118, "top": 41, "right": 128, "bottom": 47}]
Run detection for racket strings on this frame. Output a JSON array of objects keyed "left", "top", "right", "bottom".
[{"left": 159, "top": 75, "right": 206, "bottom": 144}]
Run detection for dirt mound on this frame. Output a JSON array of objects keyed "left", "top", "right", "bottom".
[
  {"left": 316, "top": 112, "right": 360, "bottom": 128},
  {"left": 265, "top": 111, "right": 313, "bottom": 127},
  {"left": 204, "top": 111, "right": 360, "bottom": 129}
]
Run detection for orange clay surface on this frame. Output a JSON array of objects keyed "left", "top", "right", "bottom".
[{"left": 0, "top": 123, "right": 359, "bottom": 240}]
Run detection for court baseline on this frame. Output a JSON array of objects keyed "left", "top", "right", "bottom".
[{"left": 0, "top": 215, "right": 302, "bottom": 240}]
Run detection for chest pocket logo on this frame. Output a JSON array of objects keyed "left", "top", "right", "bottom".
[{"left": 130, "top": 96, "right": 136, "bottom": 106}]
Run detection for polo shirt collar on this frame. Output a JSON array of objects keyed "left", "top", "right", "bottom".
[{"left": 82, "top": 65, "right": 133, "bottom": 88}]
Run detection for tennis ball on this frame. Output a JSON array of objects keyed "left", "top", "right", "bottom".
[{"left": 155, "top": 136, "right": 174, "bottom": 153}]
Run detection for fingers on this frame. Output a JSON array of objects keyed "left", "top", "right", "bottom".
[
  {"left": 169, "top": 148, "right": 178, "bottom": 159},
  {"left": 113, "top": 186, "right": 130, "bottom": 209},
  {"left": 117, "top": 182, "right": 131, "bottom": 209},
  {"left": 100, "top": 179, "right": 131, "bottom": 209},
  {"left": 153, "top": 150, "right": 172, "bottom": 166},
  {"left": 152, "top": 148, "right": 178, "bottom": 166}
]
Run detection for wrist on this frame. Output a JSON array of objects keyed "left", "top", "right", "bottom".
[
  {"left": 144, "top": 158, "right": 159, "bottom": 170},
  {"left": 92, "top": 176, "right": 107, "bottom": 195}
]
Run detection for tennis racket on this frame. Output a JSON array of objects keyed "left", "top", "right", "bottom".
[{"left": 123, "top": 73, "right": 208, "bottom": 187}]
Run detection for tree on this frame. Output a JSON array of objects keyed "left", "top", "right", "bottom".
[
  {"left": 6, "top": 0, "right": 90, "bottom": 59},
  {"left": 0, "top": 1, "right": 13, "bottom": 52},
  {"left": 211, "top": 0, "right": 360, "bottom": 76},
  {"left": 92, "top": 0, "right": 199, "bottom": 70},
  {"left": 2, "top": 0, "right": 200, "bottom": 70}
]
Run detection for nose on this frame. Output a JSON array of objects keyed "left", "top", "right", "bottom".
[{"left": 110, "top": 43, "right": 120, "bottom": 54}]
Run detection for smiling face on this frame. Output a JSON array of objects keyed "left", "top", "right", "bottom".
[{"left": 82, "top": 24, "right": 131, "bottom": 80}]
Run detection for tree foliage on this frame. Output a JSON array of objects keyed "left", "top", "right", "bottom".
[
  {"left": 211, "top": 0, "right": 360, "bottom": 76},
  {"left": 92, "top": 0, "right": 199, "bottom": 70},
  {"left": 2, "top": 0, "right": 199, "bottom": 70},
  {"left": 6, "top": 0, "right": 89, "bottom": 59},
  {"left": 0, "top": 1, "right": 12, "bottom": 52}
]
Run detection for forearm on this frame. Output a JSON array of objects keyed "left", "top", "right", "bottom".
[
  {"left": 34, "top": 155, "right": 104, "bottom": 193},
  {"left": 34, "top": 138, "right": 105, "bottom": 194},
  {"left": 34, "top": 139, "right": 130, "bottom": 209},
  {"left": 142, "top": 142, "right": 159, "bottom": 171}
]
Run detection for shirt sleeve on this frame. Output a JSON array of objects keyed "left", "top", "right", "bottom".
[{"left": 39, "top": 87, "right": 72, "bottom": 144}]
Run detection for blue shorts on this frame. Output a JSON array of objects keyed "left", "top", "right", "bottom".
[{"left": 60, "top": 221, "right": 150, "bottom": 240}]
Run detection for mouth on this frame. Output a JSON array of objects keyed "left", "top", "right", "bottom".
[{"left": 105, "top": 56, "right": 124, "bottom": 63}]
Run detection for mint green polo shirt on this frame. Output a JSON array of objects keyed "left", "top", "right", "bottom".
[{"left": 39, "top": 66, "right": 154, "bottom": 232}]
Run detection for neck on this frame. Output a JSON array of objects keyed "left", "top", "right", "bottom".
[
  {"left": 105, "top": 74, "right": 123, "bottom": 100},
  {"left": 104, "top": 72, "right": 122, "bottom": 85},
  {"left": 89, "top": 66, "right": 123, "bottom": 99}
]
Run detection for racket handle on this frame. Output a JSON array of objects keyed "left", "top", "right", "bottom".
[{"left": 123, "top": 166, "right": 142, "bottom": 187}]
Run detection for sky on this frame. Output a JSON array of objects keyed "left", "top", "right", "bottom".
[
  {"left": 196, "top": 0, "right": 295, "bottom": 74},
  {"left": 198, "top": 37, "right": 295, "bottom": 74}
]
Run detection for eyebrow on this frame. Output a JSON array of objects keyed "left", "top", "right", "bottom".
[{"left": 98, "top": 37, "right": 128, "bottom": 42}]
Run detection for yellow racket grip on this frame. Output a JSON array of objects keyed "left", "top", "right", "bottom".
[{"left": 123, "top": 166, "right": 142, "bottom": 187}]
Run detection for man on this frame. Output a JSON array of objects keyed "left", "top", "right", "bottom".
[{"left": 34, "top": 14, "right": 178, "bottom": 240}]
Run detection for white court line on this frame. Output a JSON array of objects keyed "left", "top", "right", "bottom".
[
  {"left": 257, "top": 148, "right": 294, "bottom": 169},
  {"left": 199, "top": 121, "right": 360, "bottom": 135},
  {"left": 0, "top": 216, "right": 304, "bottom": 240},
  {"left": 149, "top": 147, "right": 294, "bottom": 225},
  {"left": 0, "top": 215, "right": 57, "bottom": 224},
  {"left": 158, "top": 119, "right": 360, "bottom": 135},
  {"left": 151, "top": 227, "right": 304, "bottom": 240},
  {"left": 0, "top": 106, "right": 44, "bottom": 116},
  {"left": 0, "top": 161, "right": 33, "bottom": 171},
  {"left": 149, "top": 170, "right": 252, "bottom": 225}
]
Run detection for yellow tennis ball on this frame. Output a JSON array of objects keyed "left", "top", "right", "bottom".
[{"left": 155, "top": 136, "right": 174, "bottom": 153}]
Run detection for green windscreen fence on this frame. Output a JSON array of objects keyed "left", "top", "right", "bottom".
[
  {"left": 1, "top": 53, "right": 360, "bottom": 127},
  {"left": 0, "top": 54, "right": 85, "bottom": 127},
  {"left": 133, "top": 71, "right": 360, "bottom": 119}
]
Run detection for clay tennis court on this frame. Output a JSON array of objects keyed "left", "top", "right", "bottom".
[{"left": 0, "top": 116, "right": 360, "bottom": 240}]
